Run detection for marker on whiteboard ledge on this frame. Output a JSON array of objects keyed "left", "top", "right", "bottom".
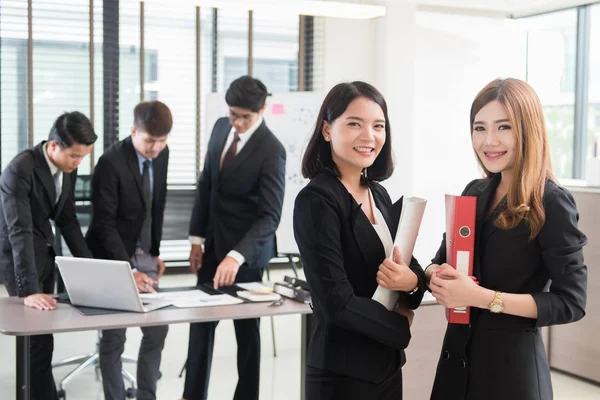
[{"left": 272, "top": 103, "right": 285, "bottom": 115}]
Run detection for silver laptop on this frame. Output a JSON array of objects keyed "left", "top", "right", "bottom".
[{"left": 55, "top": 256, "right": 171, "bottom": 313}]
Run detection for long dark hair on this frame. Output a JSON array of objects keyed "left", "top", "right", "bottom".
[{"left": 301, "top": 81, "right": 394, "bottom": 182}]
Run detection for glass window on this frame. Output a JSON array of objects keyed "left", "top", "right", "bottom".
[
  {"left": 525, "top": 9, "right": 577, "bottom": 179},
  {"left": 217, "top": 8, "right": 249, "bottom": 92},
  {"left": 1, "top": 1, "right": 322, "bottom": 182},
  {"left": 252, "top": 11, "right": 299, "bottom": 92},
  {"left": 32, "top": 0, "right": 92, "bottom": 174},
  {"left": 92, "top": 0, "right": 104, "bottom": 167},
  {"left": 144, "top": 3, "right": 212, "bottom": 185},
  {"left": 309, "top": 16, "right": 325, "bottom": 92},
  {"left": 588, "top": 5, "right": 600, "bottom": 161},
  {"left": 119, "top": 0, "right": 141, "bottom": 141},
  {"left": 1, "top": 0, "right": 28, "bottom": 170}
]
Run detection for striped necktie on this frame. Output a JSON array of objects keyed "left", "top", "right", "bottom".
[{"left": 53, "top": 170, "right": 62, "bottom": 204}]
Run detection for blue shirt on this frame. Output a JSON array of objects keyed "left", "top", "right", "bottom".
[{"left": 135, "top": 150, "right": 154, "bottom": 195}]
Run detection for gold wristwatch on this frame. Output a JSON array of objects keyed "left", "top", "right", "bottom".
[{"left": 488, "top": 291, "right": 504, "bottom": 313}]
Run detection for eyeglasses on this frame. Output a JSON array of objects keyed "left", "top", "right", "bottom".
[
  {"left": 268, "top": 297, "right": 285, "bottom": 307},
  {"left": 229, "top": 110, "right": 256, "bottom": 123}
]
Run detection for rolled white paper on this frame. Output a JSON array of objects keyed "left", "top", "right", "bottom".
[{"left": 372, "top": 196, "right": 427, "bottom": 310}]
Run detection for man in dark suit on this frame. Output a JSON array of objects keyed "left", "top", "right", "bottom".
[
  {"left": 0, "top": 111, "right": 97, "bottom": 400},
  {"left": 183, "top": 76, "right": 286, "bottom": 400},
  {"left": 85, "top": 101, "right": 172, "bottom": 400}
]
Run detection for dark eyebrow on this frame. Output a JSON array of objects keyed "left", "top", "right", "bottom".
[
  {"left": 473, "top": 119, "right": 510, "bottom": 125},
  {"left": 346, "top": 116, "right": 386, "bottom": 124}
]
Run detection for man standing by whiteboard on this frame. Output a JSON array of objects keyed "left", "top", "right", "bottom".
[{"left": 183, "top": 75, "right": 286, "bottom": 400}]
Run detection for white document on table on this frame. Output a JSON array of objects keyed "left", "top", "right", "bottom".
[
  {"left": 372, "top": 196, "right": 427, "bottom": 310},
  {"left": 140, "top": 290, "right": 243, "bottom": 308}
]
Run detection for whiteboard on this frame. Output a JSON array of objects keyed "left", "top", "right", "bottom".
[{"left": 205, "top": 92, "right": 325, "bottom": 255}]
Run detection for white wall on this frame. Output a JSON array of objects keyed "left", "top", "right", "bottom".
[
  {"left": 411, "top": 11, "right": 527, "bottom": 261},
  {"left": 320, "top": 2, "right": 528, "bottom": 262},
  {"left": 323, "top": 17, "right": 376, "bottom": 89}
]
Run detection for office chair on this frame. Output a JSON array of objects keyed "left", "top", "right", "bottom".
[
  {"left": 178, "top": 254, "right": 300, "bottom": 378},
  {"left": 52, "top": 175, "right": 137, "bottom": 399},
  {"left": 52, "top": 332, "right": 138, "bottom": 399}
]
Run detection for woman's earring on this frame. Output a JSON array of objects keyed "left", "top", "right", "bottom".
[{"left": 361, "top": 168, "right": 368, "bottom": 178}]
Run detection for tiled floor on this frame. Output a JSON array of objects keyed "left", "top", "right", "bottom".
[{"left": 1, "top": 269, "right": 599, "bottom": 400}]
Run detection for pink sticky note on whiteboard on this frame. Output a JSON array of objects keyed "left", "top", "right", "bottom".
[{"left": 272, "top": 103, "right": 285, "bottom": 115}]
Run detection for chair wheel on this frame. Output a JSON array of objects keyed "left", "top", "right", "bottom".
[
  {"left": 57, "top": 389, "right": 66, "bottom": 399},
  {"left": 126, "top": 387, "right": 137, "bottom": 398}
]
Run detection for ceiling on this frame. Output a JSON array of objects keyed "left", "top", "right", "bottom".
[{"left": 413, "top": 0, "right": 599, "bottom": 18}]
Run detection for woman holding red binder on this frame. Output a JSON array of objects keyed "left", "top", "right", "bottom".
[{"left": 425, "top": 78, "right": 587, "bottom": 399}]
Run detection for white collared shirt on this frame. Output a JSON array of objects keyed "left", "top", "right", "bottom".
[
  {"left": 189, "top": 116, "right": 265, "bottom": 267},
  {"left": 369, "top": 189, "right": 393, "bottom": 258},
  {"left": 218, "top": 116, "right": 263, "bottom": 168},
  {"left": 42, "top": 142, "right": 63, "bottom": 197}
]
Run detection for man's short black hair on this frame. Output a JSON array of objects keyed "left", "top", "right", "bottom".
[
  {"left": 134, "top": 100, "right": 173, "bottom": 137},
  {"left": 225, "top": 75, "right": 270, "bottom": 113},
  {"left": 48, "top": 111, "right": 97, "bottom": 148}
]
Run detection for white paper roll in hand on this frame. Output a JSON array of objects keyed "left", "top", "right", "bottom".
[{"left": 372, "top": 196, "right": 427, "bottom": 310}]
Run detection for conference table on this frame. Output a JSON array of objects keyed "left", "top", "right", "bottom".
[{"left": 0, "top": 296, "right": 312, "bottom": 400}]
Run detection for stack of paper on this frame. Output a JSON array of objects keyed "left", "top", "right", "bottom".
[
  {"left": 140, "top": 290, "right": 243, "bottom": 308},
  {"left": 236, "top": 282, "right": 281, "bottom": 302}
]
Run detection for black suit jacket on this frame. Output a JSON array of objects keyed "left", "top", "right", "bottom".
[
  {"left": 430, "top": 174, "right": 587, "bottom": 400},
  {"left": 189, "top": 117, "right": 286, "bottom": 281},
  {"left": 86, "top": 137, "right": 169, "bottom": 261},
  {"left": 0, "top": 142, "right": 91, "bottom": 296},
  {"left": 293, "top": 174, "right": 426, "bottom": 384}
]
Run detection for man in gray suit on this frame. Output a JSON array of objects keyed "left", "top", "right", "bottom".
[
  {"left": 86, "top": 100, "right": 172, "bottom": 400},
  {"left": 0, "top": 111, "right": 97, "bottom": 400}
]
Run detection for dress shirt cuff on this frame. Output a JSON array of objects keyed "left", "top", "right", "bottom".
[
  {"left": 227, "top": 250, "right": 246, "bottom": 267},
  {"left": 189, "top": 236, "right": 205, "bottom": 245}
]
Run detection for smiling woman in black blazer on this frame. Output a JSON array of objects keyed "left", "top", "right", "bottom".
[
  {"left": 293, "top": 81, "right": 426, "bottom": 400},
  {"left": 424, "top": 78, "right": 588, "bottom": 400}
]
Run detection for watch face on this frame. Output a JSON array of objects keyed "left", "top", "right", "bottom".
[{"left": 491, "top": 303, "right": 503, "bottom": 313}]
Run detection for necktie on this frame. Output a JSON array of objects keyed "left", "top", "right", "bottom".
[
  {"left": 140, "top": 160, "right": 152, "bottom": 252},
  {"left": 53, "top": 170, "right": 62, "bottom": 204},
  {"left": 221, "top": 132, "right": 240, "bottom": 171}
]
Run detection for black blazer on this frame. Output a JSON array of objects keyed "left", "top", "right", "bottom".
[
  {"left": 189, "top": 117, "right": 286, "bottom": 280},
  {"left": 0, "top": 142, "right": 91, "bottom": 296},
  {"left": 293, "top": 174, "right": 426, "bottom": 384},
  {"left": 86, "top": 137, "right": 169, "bottom": 261},
  {"left": 430, "top": 174, "right": 587, "bottom": 400}
]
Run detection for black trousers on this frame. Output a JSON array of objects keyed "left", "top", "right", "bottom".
[
  {"left": 182, "top": 250, "right": 262, "bottom": 400},
  {"left": 5, "top": 255, "right": 59, "bottom": 400},
  {"left": 183, "top": 318, "right": 261, "bottom": 400},
  {"left": 305, "top": 357, "right": 403, "bottom": 400}
]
